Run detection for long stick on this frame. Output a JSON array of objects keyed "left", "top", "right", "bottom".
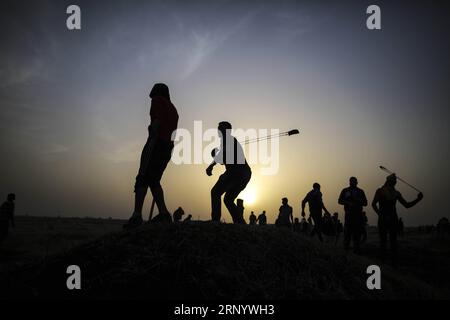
[{"left": 379, "top": 166, "right": 422, "bottom": 193}]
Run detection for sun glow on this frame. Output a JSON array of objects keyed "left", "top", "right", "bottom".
[{"left": 240, "top": 186, "right": 257, "bottom": 206}]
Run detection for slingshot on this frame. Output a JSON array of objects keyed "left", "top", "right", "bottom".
[
  {"left": 241, "top": 129, "right": 300, "bottom": 145},
  {"left": 379, "top": 165, "right": 422, "bottom": 193}
]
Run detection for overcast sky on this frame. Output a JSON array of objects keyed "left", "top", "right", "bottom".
[{"left": 1, "top": 0, "right": 449, "bottom": 225}]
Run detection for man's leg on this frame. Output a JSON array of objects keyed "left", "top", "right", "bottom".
[
  {"left": 361, "top": 226, "right": 367, "bottom": 243},
  {"left": 316, "top": 218, "right": 323, "bottom": 242},
  {"left": 223, "top": 192, "right": 238, "bottom": 223},
  {"left": 211, "top": 174, "right": 230, "bottom": 222},
  {"left": 389, "top": 227, "right": 398, "bottom": 266},
  {"left": 224, "top": 189, "right": 243, "bottom": 224},
  {"left": 127, "top": 137, "right": 153, "bottom": 225},
  {"left": 352, "top": 225, "right": 362, "bottom": 254},
  {"left": 379, "top": 222, "right": 388, "bottom": 262},
  {"left": 312, "top": 215, "right": 323, "bottom": 242},
  {"left": 133, "top": 186, "right": 147, "bottom": 216},
  {"left": 352, "top": 214, "right": 362, "bottom": 254},
  {"left": 150, "top": 182, "right": 170, "bottom": 216},
  {"left": 126, "top": 175, "right": 147, "bottom": 226},
  {"left": 223, "top": 173, "right": 250, "bottom": 224},
  {"left": 148, "top": 146, "right": 172, "bottom": 222},
  {"left": 343, "top": 212, "right": 351, "bottom": 250}
]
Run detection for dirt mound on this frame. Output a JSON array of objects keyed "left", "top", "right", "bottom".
[{"left": 0, "top": 222, "right": 439, "bottom": 299}]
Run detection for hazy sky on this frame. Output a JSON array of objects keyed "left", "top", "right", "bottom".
[{"left": 1, "top": 0, "right": 449, "bottom": 225}]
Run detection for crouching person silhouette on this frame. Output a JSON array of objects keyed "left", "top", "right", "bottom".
[
  {"left": 206, "top": 121, "right": 251, "bottom": 224},
  {"left": 124, "top": 83, "right": 179, "bottom": 229}
]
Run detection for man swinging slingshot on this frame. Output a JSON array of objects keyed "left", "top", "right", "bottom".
[
  {"left": 207, "top": 122, "right": 252, "bottom": 224},
  {"left": 206, "top": 124, "right": 299, "bottom": 223},
  {"left": 372, "top": 166, "right": 424, "bottom": 266},
  {"left": 124, "top": 83, "right": 179, "bottom": 229}
]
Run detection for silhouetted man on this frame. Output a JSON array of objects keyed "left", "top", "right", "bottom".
[
  {"left": 0, "top": 193, "right": 15, "bottom": 243},
  {"left": 173, "top": 207, "right": 185, "bottom": 223},
  {"left": 249, "top": 211, "right": 257, "bottom": 225},
  {"left": 338, "top": 177, "right": 367, "bottom": 254},
  {"left": 372, "top": 174, "right": 423, "bottom": 266},
  {"left": 302, "top": 183, "right": 330, "bottom": 242},
  {"left": 125, "top": 83, "right": 179, "bottom": 228},
  {"left": 257, "top": 211, "right": 267, "bottom": 226},
  {"left": 277, "top": 197, "right": 293, "bottom": 227},
  {"left": 207, "top": 121, "right": 251, "bottom": 224}
]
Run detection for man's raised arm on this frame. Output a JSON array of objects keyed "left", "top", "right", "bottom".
[{"left": 398, "top": 192, "right": 423, "bottom": 209}]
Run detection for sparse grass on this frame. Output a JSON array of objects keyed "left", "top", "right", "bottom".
[{"left": 1, "top": 218, "right": 448, "bottom": 299}]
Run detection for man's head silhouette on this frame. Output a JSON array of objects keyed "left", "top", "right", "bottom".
[
  {"left": 218, "top": 121, "right": 232, "bottom": 136},
  {"left": 149, "top": 83, "right": 170, "bottom": 100},
  {"left": 386, "top": 173, "right": 397, "bottom": 187}
]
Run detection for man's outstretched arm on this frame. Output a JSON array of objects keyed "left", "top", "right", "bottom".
[
  {"left": 360, "top": 190, "right": 368, "bottom": 207},
  {"left": 398, "top": 192, "right": 423, "bottom": 209},
  {"left": 206, "top": 161, "right": 216, "bottom": 176},
  {"left": 206, "top": 148, "right": 219, "bottom": 176},
  {"left": 338, "top": 189, "right": 347, "bottom": 206}
]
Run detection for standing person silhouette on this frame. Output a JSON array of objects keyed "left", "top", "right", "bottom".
[
  {"left": 0, "top": 193, "right": 15, "bottom": 243},
  {"left": 206, "top": 121, "right": 252, "bottom": 224},
  {"left": 276, "top": 197, "right": 293, "bottom": 227},
  {"left": 302, "top": 183, "right": 330, "bottom": 242},
  {"left": 338, "top": 177, "right": 368, "bottom": 254},
  {"left": 372, "top": 174, "right": 423, "bottom": 266},
  {"left": 125, "top": 83, "right": 179, "bottom": 228}
]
